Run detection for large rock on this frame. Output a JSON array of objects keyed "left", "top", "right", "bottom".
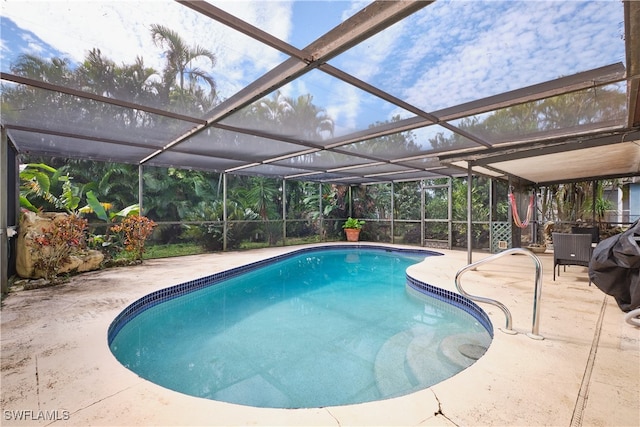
[{"left": 16, "top": 211, "right": 104, "bottom": 279}]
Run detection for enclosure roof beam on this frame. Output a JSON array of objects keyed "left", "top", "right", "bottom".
[
  {"left": 625, "top": 1, "right": 640, "bottom": 127},
  {"left": 430, "top": 63, "right": 626, "bottom": 122},
  {"left": 441, "top": 128, "right": 640, "bottom": 166}
]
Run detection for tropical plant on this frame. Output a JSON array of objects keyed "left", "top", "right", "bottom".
[
  {"left": 394, "top": 181, "right": 421, "bottom": 220},
  {"left": 241, "top": 176, "right": 280, "bottom": 220},
  {"left": 452, "top": 88, "right": 626, "bottom": 142},
  {"left": 82, "top": 199, "right": 141, "bottom": 260},
  {"left": 283, "top": 181, "right": 320, "bottom": 238},
  {"left": 184, "top": 200, "right": 259, "bottom": 251},
  {"left": 356, "top": 115, "right": 421, "bottom": 157},
  {"left": 228, "top": 176, "right": 282, "bottom": 244},
  {"left": 248, "top": 90, "right": 334, "bottom": 139},
  {"left": 19, "top": 163, "right": 58, "bottom": 212},
  {"left": 143, "top": 166, "right": 219, "bottom": 243},
  {"left": 4, "top": 22, "right": 219, "bottom": 133},
  {"left": 32, "top": 214, "right": 88, "bottom": 280},
  {"left": 11, "top": 54, "right": 73, "bottom": 85},
  {"left": 59, "top": 159, "right": 139, "bottom": 214},
  {"left": 19, "top": 163, "right": 82, "bottom": 213},
  {"left": 342, "top": 217, "right": 365, "bottom": 229},
  {"left": 110, "top": 215, "right": 157, "bottom": 262},
  {"left": 76, "top": 48, "right": 158, "bottom": 111},
  {"left": 303, "top": 183, "right": 346, "bottom": 220},
  {"left": 20, "top": 160, "right": 139, "bottom": 218},
  {"left": 149, "top": 23, "right": 217, "bottom": 113},
  {"left": 593, "top": 197, "right": 614, "bottom": 226}
]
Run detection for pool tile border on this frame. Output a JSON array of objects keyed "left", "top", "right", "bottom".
[
  {"left": 405, "top": 275, "right": 494, "bottom": 337},
  {"left": 107, "top": 245, "right": 490, "bottom": 344}
]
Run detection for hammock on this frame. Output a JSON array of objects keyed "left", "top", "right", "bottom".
[{"left": 509, "top": 192, "right": 534, "bottom": 228}]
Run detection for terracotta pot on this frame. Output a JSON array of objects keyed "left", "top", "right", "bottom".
[{"left": 344, "top": 228, "right": 361, "bottom": 242}]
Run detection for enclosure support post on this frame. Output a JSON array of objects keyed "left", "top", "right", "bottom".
[
  {"left": 223, "top": 173, "right": 228, "bottom": 251},
  {"left": 390, "top": 182, "right": 395, "bottom": 244},
  {"left": 420, "top": 180, "right": 425, "bottom": 247},
  {"left": 592, "top": 180, "right": 597, "bottom": 225},
  {"left": 508, "top": 176, "right": 513, "bottom": 247},
  {"left": 448, "top": 177, "right": 453, "bottom": 249},
  {"left": 467, "top": 166, "right": 473, "bottom": 264},
  {"left": 1, "top": 128, "right": 8, "bottom": 293},
  {"left": 282, "top": 178, "right": 287, "bottom": 246},
  {"left": 489, "top": 178, "right": 494, "bottom": 249},
  {"left": 533, "top": 185, "right": 539, "bottom": 244},
  {"left": 138, "top": 164, "right": 143, "bottom": 215},
  {"left": 318, "top": 183, "right": 323, "bottom": 242}
]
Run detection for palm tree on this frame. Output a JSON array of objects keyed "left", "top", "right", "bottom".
[
  {"left": 149, "top": 24, "right": 217, "bottom": 111},
  {"left": 5, "top": 55, "right": 77, "bottom": 123},
  {"left": 338, "top": 115, "right": 421, "bottom": 163},
  {"left": 75, "top": 49, "right": 155, "bottom": 128},
  {"left": 11, "top": 54, "right": 73, "bottom": 84},
  {"left": 250, "top": 90, "right": 334, "bottom": 139},
  {"left": 242, "top": 176, "right": 280, "bottom": 221},
  {"left": 282, "top": 93, "right": 334, "bottom": 140},
  {"left": 76, "top": 48, "right": 117, "bottom": 96},
  {"left": 394, "top": 181, "right": 421, "bottom": 220},
  {"left": 228, "top": 176, "right": 282, "bottom": 244}
]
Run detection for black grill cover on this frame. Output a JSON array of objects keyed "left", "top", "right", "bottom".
[{"left": 589, "top": 219, "right": 640, "bottom": 312}]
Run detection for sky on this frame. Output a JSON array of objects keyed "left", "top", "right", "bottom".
[{"left": 0, "top": 0, "right": 627, "bottom": 136}]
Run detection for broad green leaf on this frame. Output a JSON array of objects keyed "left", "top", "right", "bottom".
[
  {"left": 24, "top": 163, "right": 57, "bottom": 173},
  {"left": 21, "top": 170, "right": 51, "bottom": 195},
  {"left": 19, "top": 195, "right": 39, "bottom": 212},
  {"left": 110, "top": 204, "right": 139, "bottom": 219},
  {"left": 86, "top": 190, "right": 109, "bottom": 222}
]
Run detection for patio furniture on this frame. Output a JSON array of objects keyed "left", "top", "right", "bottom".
[
  {"left": 571, "top": 225, "right": 600, "bottom": 244},
  {"left": 553, "top": 232, "right": 593, "bottom": 285}
]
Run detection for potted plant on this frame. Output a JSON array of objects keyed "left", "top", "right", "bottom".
[
  {"left": 526, "top": 243, "right": 547, "bottom": 254},
  {"left": 342, "top": 217, "right": 365, "bottom": 242}
]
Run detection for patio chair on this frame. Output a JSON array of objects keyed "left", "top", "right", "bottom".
[
  {"left": 571, "top": 225, "right": 600, "bottom": 244},
  {"left": 553, "top": 232, "right": 593, "bottom": 285}
]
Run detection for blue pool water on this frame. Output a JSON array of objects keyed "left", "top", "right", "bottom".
[{"left": 109, "top": 246, "right": 492, "bottom": 408}]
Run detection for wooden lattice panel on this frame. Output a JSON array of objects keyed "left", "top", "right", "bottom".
[{"left": 491, "top": 222, "right": 512, "bottom": 253}]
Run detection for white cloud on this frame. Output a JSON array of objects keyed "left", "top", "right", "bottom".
[
  {"left": 395, "top": 0, "right": 625, "bottom": 112},
  {"left": 341, "top": 0, "right": 369, "bottom": 21},
  {"left": 322, "top": 0, "right": 623, "bottom": 127},
  {"left": 301, "top": 1, "right": 413, "bottom": 132},
  {"left": 325, "top": 80, "right": 361, "bottom": 136},
  {"left": 214, "top": 0, "right": 293, "bottom": 41},
  {"left": 340, "top": 19, "right": 406, "bottom": 83}
]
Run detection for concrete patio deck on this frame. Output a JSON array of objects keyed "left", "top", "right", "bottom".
[{"left": 1, "top": 243, "right": 638, "bottom": 426}]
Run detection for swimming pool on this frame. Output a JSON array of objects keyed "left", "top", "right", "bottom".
[{"left": 108, "top": 245, "right": 492, "bottom": 408}]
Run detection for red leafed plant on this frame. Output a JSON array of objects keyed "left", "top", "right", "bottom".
[
  {"left": 32, "top": 214, "right": 88, "bottom": 280},
  {"left": 110, "top": 215, "right": 157, "bottom": 262}
]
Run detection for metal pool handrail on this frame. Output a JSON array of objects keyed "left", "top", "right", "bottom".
[{"left": 455, "top": 248, "right": 544, "bottom": 340}]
